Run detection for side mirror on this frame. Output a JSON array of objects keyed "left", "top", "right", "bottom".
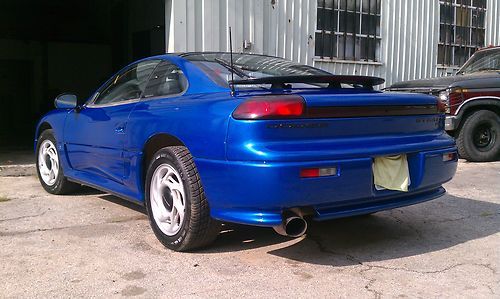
[{"left": 54, "top": 93, "right": 78, "bottom": 109}]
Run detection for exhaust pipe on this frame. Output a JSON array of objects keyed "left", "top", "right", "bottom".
[{"left": 273, "top": 210, "right": 308, "bottom": 237}]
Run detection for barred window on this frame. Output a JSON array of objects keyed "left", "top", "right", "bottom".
[
  {"left": 315, "top": 0, "right": 381, "bottom": 62},
  {"left": 438, "top": 0, "right": 487, "bottom": 67}
]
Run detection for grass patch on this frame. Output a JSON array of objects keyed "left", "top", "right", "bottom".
[
  {"left": 0, "top": 196, "right": 11, "bottom": 202},
  {"left": 480, "top": 211, "right": 495, "bottom": 217}
]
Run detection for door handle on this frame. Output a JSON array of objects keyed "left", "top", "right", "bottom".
[{"left": 115, "top": 124, "right": 126, "bottom": 133}]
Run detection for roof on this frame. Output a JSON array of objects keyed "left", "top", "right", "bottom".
[{"left": 477, "top": 46, "right": 500, "bottom": 52}]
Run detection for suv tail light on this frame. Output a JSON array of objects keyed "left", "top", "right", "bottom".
[{"left": 233, "top": 95, "right": 305, "bottom": 120}]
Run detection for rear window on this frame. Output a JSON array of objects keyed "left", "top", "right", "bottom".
[{"left": 182, "top": 53, "right": 331, "bottom": 87}]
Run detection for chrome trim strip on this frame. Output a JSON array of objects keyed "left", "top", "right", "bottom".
[{"left": 455, "top": 96, "right": 500, "bottom": 115}]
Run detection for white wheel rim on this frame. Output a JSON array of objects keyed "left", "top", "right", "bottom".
[
  {"left": 38, "top": 140, "right": 59, "bottom": 186},
  {"left": 150, "top": 164, "right": 186, "bottom": 236}
]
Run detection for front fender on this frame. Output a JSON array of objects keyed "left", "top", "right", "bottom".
[
  {"left": 452, "top": 97, "right": 500, "bottom": 128},
  {"left": 34, "top": 109, "right": 72, "bottom": 167}
]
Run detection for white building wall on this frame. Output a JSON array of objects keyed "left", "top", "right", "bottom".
[{"left": 166, "top": 0, "right": 500, "bottom": 87}]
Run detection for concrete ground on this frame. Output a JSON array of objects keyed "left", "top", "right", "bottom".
[{"left": 0, "top": 160, "right": 498, "bottom": 298}]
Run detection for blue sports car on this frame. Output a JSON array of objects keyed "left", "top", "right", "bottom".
[{"left": 35, "top": 53, "right": 458, "bottom": 251}]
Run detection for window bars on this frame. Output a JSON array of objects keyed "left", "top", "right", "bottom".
[
  {"left": 438, "top": 0, "right": 487, "bottom": 66},
  {"left": 315, "top": 0, "right": 381, "bottom": 62}
]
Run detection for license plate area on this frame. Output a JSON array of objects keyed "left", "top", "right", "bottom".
[{"left": 372, "top": 154, "right": 410, "bottom": 192}]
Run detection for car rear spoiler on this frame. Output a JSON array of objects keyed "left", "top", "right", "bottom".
[{"left": 230, "top": 75, "right": 385, "bottom": 90}]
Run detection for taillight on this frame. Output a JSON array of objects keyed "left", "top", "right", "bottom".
[{"left": 233, "top": 95, "right": 305, "bottom": 120}]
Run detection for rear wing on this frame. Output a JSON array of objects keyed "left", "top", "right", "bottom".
[{"left": 230, "top": 75, "right": 385, "bottom": 90}]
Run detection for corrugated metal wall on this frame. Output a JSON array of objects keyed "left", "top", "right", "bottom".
[
  {"left": 167, "top": 0, "right": 500, "bottom": 87},
  {"left": 315, "top": 0, "right": 441, "bottom": 87},
  {"left": 167, "top": 0, "right": 316, "bottom": 65},
  {"left": 485, "top": 0, "right": 500, "bottom": 47}
]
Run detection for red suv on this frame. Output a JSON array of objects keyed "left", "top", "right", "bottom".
[{"left": 388, "top": 47, "right": 500, "bottom": 162}]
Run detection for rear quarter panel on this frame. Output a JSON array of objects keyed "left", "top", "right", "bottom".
[
  {"left": 126, "top": 92, "right": 237, "bottom": 159},
  {"left": 124, "top": 92, "right": 238, "bottom": 196}
]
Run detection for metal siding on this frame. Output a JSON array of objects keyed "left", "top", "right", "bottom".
[
  {"left": 486, "top": 0, "right": 500, "bottom": 46},
  {"left": 167, "top": 0, "right": 315, "bottom": 59},
  {"left": 167, "top": 0, "right": 500, "bottom": 87},
  {"left": 314, "top": 0, "right": 440, "bottom": 87}
]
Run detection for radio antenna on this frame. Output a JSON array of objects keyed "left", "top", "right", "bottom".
[{"left": 229, "top": 27, "right": 235, "bottom": 96}]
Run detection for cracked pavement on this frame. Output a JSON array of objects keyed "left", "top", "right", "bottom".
[{"left": 0, "top": 161, "right": 499, "bottom": 298}]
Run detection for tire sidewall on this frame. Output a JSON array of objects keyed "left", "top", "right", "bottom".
[
  {"left": 145, "top": 148, "right": 192, "bottom": 250},
  {"left": 461, "top": 111, "right": 500, "bottom": 161},
  {"left": 36, "top": 130, "right": 66, "bottom": 194}
]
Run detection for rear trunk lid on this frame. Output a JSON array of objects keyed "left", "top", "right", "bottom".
[{"left": 226, "top": 89, "right": 452, "bottom": 162}]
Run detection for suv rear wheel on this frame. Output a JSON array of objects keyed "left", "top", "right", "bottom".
[{"left": 457, "top": 110, "right": 500, "bottom": 162}]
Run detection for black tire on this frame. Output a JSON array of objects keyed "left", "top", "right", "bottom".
[
  {"left": 456, "top": 110, "right": 500, "bottom": 162},
  {"left": 36, "top": 129, "right": 79, "bottom": 194},
  {"left": 145, "top": 146, "right": 220, "bottom": 251}
]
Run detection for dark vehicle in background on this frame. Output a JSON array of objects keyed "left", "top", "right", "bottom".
[{"left": 388, "top": 47, "right": 500, "bottom": 162}]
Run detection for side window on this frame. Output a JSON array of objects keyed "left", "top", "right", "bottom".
[
  {"left": 93, "top": 60, "right": 160, "bottom": 105},
  {"left": 142, "top": 61, "right": 188, "bottom": 98}
]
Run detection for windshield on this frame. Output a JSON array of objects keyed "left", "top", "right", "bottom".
[
  {"left": 458, "top": 49, "right": 500, "bottom": 74},
  {"left": 181, "top": 53, "right": 331, "bottom": 87}
]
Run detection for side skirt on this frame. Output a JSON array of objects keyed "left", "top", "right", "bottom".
[{"left": 66, "top": 170, "right": 145, "bottom": 207}]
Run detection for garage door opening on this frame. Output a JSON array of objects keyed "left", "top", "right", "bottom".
[{"left": 0, "top": 0, "right": 166, "bottom": 149}]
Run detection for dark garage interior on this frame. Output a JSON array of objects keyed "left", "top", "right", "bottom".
[{"left": 0, "top": 0, "right": 166, "bottom": 149}]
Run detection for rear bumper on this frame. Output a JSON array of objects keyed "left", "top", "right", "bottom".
[{"left": 195, "top": 146, "right": 458, "bottom": 227}]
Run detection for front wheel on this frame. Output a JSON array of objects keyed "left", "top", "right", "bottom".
[
  {"left": 36, "top": 129, "right": 79, "bottom": 194},
  {"left": 456, "top": 110, "right": 500, "bottom": 162},
  {"left": 145, "top": 146, "right": 220, "bottom": 251}
]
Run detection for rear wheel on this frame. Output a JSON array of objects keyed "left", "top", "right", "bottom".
[
  {"left": 36, "top": 129, "right": 79, "bottom": 194},
  {"left": 457, "top": 110, "right": 500, "bottom": 162},
  {"left": 145, "top": 146, "right": 220, "bottom": 251}
]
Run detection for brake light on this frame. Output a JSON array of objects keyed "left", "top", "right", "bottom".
[{"left": 233, "top": 95, "right": 305, "bottom": 120}]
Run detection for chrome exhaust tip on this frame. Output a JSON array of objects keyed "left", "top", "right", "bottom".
[{"left": 273, "top": 211, "right": 308, "bottom": 238}]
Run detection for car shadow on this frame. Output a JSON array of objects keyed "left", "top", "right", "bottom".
[
  {"left": 197, "top": 223, "right": 292, "bottom": 252},
  {"left": 200, "top": 194, "right": 499, "bottom": 266},
  {"left": 67, "top": 187, "right": 147, "bottom": 214},
  {"left": 84, "top": 188, "right": 499, "bottom": 263},
  {"left": 68, "top": 186, "right": 105, "bottom": 196},
  {"left": 98, "top": 194, "right": 147, "bottom": 214}
]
